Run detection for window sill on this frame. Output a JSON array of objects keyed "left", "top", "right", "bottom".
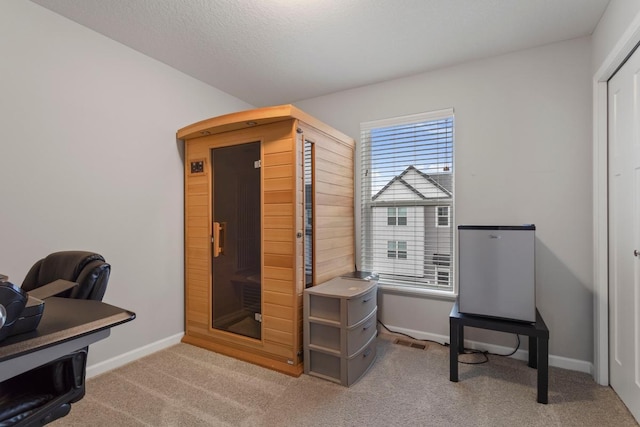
[{"left": 377, "top": 283, "right": 457, "bottom": 301}]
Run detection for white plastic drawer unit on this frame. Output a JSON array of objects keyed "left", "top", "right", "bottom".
[
  {"left": 345, "top": 309, "right": 377, "bottom": 355},
  {"left": 303, "top": 275, "right": 378, "bottom": 386},
  {"left": 306, "top": 288, "right": 376, "bottom": 325},
  {"left": 347, "top": 288, "right": 376, "bottom": 326},
  {"left": 306, "top": 334, "right": 377, "bottom": 386},
  {"left": 307, "top": 294, "right": 341, "bottom": 323},
  {"left": 308, "top": 308, "right": 377, "bottom": 355},
  {"left": 306, "top": 278, "right": 377, "bottom": 324},
  {"left": 346, "top": 336, "right": 377, "bottom": 385}
]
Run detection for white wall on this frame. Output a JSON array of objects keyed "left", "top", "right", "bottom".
[
  {"left": 592, "top": 0, "right": 640, "bottom": 73},
  {"left": 0, "top": 1, "right": 252, "bottom": 367},
  {"left": 296, "top": 37, "right": 594, "bottom": 365}
]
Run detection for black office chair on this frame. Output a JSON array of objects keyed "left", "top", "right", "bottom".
[
  {"left": 0, "top": 251, "right": 111, "bottom": 426},
  {"left": 21, "top": 251, "right": 110, "bottom": 301}
]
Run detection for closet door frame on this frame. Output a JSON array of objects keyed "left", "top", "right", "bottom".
[{"left": 593, "top": 14, "right": 640, "bottom": 386}]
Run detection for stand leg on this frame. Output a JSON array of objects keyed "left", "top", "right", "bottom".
[
  {"left": 537, "top": 336, "right": 549, "bottom": 404},
  {"left": 449, "top": 319, "right": 458, "bottom": 382},
  {"left": 528, "top": 335, "right": 537, "bottom": 368}
]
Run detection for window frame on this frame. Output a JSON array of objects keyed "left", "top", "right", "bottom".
[
  {"left": 387, "top": 207, "right": 407, "bottom": 226},
  {"left": 360, "top": 108, "right": 455, "bottom": 296},
  {"left": 387, "top": 240, "right": 408, "bottom": 259},
  {"left": 436, "top": 205, "right": 451, "bottom": 228},
  {"left": 387, "top": 240, "right": 397, "bottom": 258}
]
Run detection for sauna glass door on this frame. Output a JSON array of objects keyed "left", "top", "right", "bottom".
[{"left": 211, "top": 142, "right": 261, "bottom": 340}]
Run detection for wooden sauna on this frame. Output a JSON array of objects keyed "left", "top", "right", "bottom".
[{"left": 177, "top": 105, "right": 355, "bottom": 376}]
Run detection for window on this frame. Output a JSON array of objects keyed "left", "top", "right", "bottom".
[
  {"left": 387, "top": 207, "right": 407, "bottom": 225},
  {"left": 361, "top": 109, "right": 454, "bottom": 291},
  {"left": 387, "top": 241, "right": 407, "bottom": 259},
  {"left": 436, "top": 206, "right": 450, "bottom": 227}
]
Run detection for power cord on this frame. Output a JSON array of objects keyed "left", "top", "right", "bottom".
[
  {"left": 456, "top": 334, "right": 521, "bottom": 365},
  {"left": 377, "top": 319, "right": 448, "bottom": 347},
  {"left": 457, "top": 349, "right": 489, "bottom": 365},
  {"left": 377, "top": 319, "right": 521, "bottom": 365}
]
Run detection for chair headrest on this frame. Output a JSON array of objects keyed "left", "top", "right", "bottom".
[
  {"left": 35, "top": 251, "right": 105, "bottom": 286},
  {"left": 21, "top": 251, "right": 110, "bottom": 301}
]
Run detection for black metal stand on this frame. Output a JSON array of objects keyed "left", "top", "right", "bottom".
[{"left": 449, "top": 298, "right": 549, "bottom": 404}]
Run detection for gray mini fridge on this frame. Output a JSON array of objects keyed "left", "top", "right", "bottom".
[{"left": 458, "top": 225, "right": 536, "bottom": 322}]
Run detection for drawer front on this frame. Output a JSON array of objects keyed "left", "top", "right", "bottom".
[
  {"left": 308, "top": 294, "right": 340, "bottom": 322},
  {"left": 309, "top": 322, "right": 341, "bottom": 352},
  {"left": 346, "top": 308, "right": 377, "bottom": 356},
  {"left": 307, "top": 349, "right": 341, "bottom": 383},
  {"left": 346, "top": 336, "right": 377, "bottom": 386},
  {"left": 347, "top": 288, "right": 376, "bottom": 326}
]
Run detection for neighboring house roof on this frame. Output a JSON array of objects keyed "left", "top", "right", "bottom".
[{"left": 372, "top": 165, "right": 452, "bottom": 201}]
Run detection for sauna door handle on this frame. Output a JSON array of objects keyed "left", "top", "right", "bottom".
[{"left": 212, "top": 221, "right": 226, "bottom": 257}]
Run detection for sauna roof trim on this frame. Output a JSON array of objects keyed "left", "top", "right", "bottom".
[{"left": 177, "top": 104, "right": 353, "bottom": 145}]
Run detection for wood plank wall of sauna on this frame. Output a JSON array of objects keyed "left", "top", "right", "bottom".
[
  {"left": 299, "top": 123, "right": 355, "bottom": 285},
  {"left": 262, "top": 120, "right": 299, "bottom": 362},
  {"left": 184, "top": 120, "right": 300, "bottom": 363},
  {"left": 184, "top": 140, "right": 211, "bottom": 340}
]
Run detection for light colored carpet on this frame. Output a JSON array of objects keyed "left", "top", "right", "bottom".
[{"left": 51, "top": 334, "right": 638, "bottom": 426}]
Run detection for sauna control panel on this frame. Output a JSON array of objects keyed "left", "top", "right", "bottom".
[{"left": 190, "top": 160, "right": 204, "bottom": 174}]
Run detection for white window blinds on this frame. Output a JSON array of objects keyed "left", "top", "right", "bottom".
[{"left": 360, "top": 108, "right": 454, "bottom": 290}]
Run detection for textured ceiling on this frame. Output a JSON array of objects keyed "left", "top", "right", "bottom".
[{"left": 29, "top": 0, "right": 610, "bottom": 106}]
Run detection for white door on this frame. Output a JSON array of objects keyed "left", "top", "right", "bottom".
[{"left": 608, "top": 45, "right": 640, "bottom": 422}]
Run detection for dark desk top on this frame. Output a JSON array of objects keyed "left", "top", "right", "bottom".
[
  {"left": 450, "top": 298, "right": 548, "bottom": 337},
  {"left": 0, "top": 297, "right": 135, "bottom": 363}
]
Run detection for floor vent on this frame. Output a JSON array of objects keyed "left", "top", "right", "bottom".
[{"left": 394, "top": 339, "right": 427, "bottom": 350}]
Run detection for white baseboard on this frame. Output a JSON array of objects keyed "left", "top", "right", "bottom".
[
  {"left": 86, "top": 332, "right": 184, "bottom": 379},
  {"left": 381, "top": 324, "right": 593, "bottom": 375}
]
